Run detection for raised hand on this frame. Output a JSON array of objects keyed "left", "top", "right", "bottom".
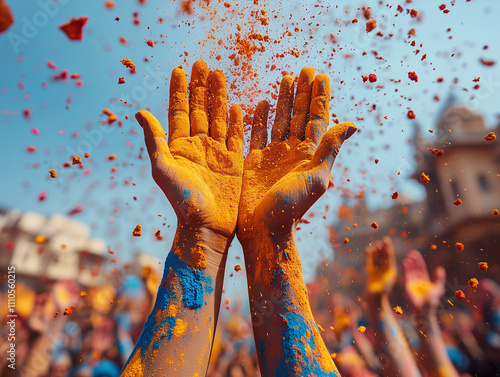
[
  {"left": 366, "top": 237, "right": 397, "bottom": 296},
  {"left": 122, "top": 61, "right": 243, "bottom": 376},
  {"left": 403, "top": 250, "right": 446, "bottom": 312},
  {"left": 238, "top": 67, "right": 356, "bottom": 242},
  {"left": 136, "top": 60, "right": 243, "bottom": 242},
  {"left": 238, "top": 67, "right": 355, "bottom": 377}
]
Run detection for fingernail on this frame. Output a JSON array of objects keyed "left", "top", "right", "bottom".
[{"left": 344, "top": 127, "right": 357, "bottom": 141}]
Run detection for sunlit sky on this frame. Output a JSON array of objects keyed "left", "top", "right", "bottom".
[{"left": 1, "top": 0, "right": 499, "bottom": 303}]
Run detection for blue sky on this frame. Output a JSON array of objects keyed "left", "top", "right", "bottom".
[{"left": 1, "top": 0, "right": 499, "bottom": 303}]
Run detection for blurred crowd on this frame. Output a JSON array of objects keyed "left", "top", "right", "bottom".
[{"left": 1, "top": 238, "right": 499, "bottom": 377}]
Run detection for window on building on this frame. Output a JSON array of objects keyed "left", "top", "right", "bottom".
[{"left": 478, "top": 174, "right": 490, "bottom": 191}]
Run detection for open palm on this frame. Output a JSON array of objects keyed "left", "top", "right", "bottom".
[
  {"left": 403, "top": 250, "right": 446, "bottom": 312},
  {"left": 238, "top": 67, "right": 356, "bottom": 240},
  {"left": 136, "top": 61, "right": 243, "bottom": 238}
]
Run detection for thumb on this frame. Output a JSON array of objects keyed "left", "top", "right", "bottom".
[
  {"left": 310, "top": 122, "right": 356, "bottom": 170},
  {"left": 136, "top": 110, "right": 172, "bottom": 167},
  {"left": 432, "top": 266, "right": 446, "bottom": 293}
]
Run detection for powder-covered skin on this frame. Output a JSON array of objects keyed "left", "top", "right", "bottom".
[
  {"left": 121, "top": 61, "right": 243, "bottom": 376},
  {"left": 403, "top": 250, "right": 459, "bottom": 377},
  {"left": 365, "top": 238, "right": 423, "bottom": 377},
  {"left": 238, "top": 67, "right": 356, "bottom": 376}
]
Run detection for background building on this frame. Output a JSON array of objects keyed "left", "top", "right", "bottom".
[
  {"left": 318, "top": 101, "right": 500, "bottom": 299},
  {"left": 0, "top": 208, "right": 107, "bottom": 289}
]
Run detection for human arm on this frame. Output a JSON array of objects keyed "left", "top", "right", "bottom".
[
  {"left": 365, "top": 238, "right": 422, "bottom": 377},
  {"left": 238, "top": 67, "right": 356, "bottom": 376},
  {"left": 121, "top": 61, "right": 243, "bottom": 376},
  {"left": 403, "top": 250, "right": 460, "bottom": 377}
]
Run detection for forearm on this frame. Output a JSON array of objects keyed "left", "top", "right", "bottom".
[
  {"left": 121, "top": 225, "right": 229, "bottom": 377},
  {"left": 414, "top": 310, "right": 459, "bottom": 377},
  {"left": 349, "top": 326, "right": 380, "bottom": 371},
  {"left": 18, "top": 318, "right": 68, "bottom": 377},
  {"left": 367, "top": 294, "right": 421, "bottom": 377},
  {"left": 241, "top": 226, "right": 339, "bottom": 377}
]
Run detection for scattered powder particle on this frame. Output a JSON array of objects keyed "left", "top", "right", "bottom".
[
  {"left": 366, "top": 20, "right": 377, "bottom": 32},
  {"left": 492, "top": 209, "right": 499, "bottom": 216},
  {"left": 468, "top": 278, "right": 479, "bottom": 289},
  {"left": 35, "top": 235, "right": 46, "bottom": 244},
  {"left": 133, "top": 224, "right": 142, "bottom": 237},
  {"left": 480, "top": 58, "right": 495, "bottom": 67},
  {"left": 147, "top": 40, "right": 154, "bottom": 47},
  {"left": 484, "top": 132, "right": 496, "bottom": 141},
  {"left": 371, "top": 222, "right": 378, "bottom": 229},
  {"left": 84, "top": 153, "right": 89, "bottom": 158},
  {"left": 54, "top": 312, "right": 59, "bottom": 318},
  {"left": 361, "top": 73, "right": 377, "bottom": 83},
  {"left": 420, "top": 172, "right": 430, "bottom": 184},
  {"left": 107, "top": 154, "right": 117, "bottom": 160},
  {"left": 72, "top": 156, "right": 81, "bottom": 165},
  {"left": 118, "top": 77, "right": 125, "bottom": 84},
  {"left": 428, "top": 148, "right": 444, "bottom": 156},
  {"left": 358, "top": 326, "right": 366, "bottom": 334},
  {"left": 392, "top": 192, "right": 399, "bottom": 199},
  {"left": 80, "top": 291, "right": 87, "bottom": 297},
  {"left": 59, "top": 17, "right": 89, "bottom": 41},
  {"left": 454, "top": 198, "right": 462, "bottom": 205},
  {"left": 155, "top": 229, "right": 163, "bottom": 240},
  {"left": 393, "top": 306, "right": 403, "bottom": 315},
  {"left": 234, "top": 264, "right": 241, "bottom": 272},
  {"left": 105, "top": 1, "right": 115, "bottom": 9},
  {"left": 408, "top": 110, "right": 416, "bottom": 119},
  {"left": 103, "top": 108, "right": 117, "bottom": 124},
  {"left": 191, "top": 245, "right": 208, "bottom": 270},
  {"left": 478, "top": 262, "right": 488, "bottom": 271},
  {"left": 408, "top": 71, "right": 419, "bottom": 82},
  {"left": 410, "top": 9, "right": 418, "bottom": 18},
  {"left": 344, "top": 237, "right": 349, "bottom": 244},
  {"left": 120, "top": 57, "right": 136, "bottom": 69},
  {"left": 374, "top": 159, "right": 379, "bottom": 164},
  {"left": 352, "top": 18, "right": 358, "bottom": 23},
  {"left": 63, "top": 308, "right": 73, "bottom": 315},
  {"left": 0, "top": 0, "right": 14, "bottom": 33},
  {"left": 455, "top": 242, "right": 464, "bottom": 251},
  {"left": 455, "top": 290, "right": 465, "bottom": 300},
  {"left": 49, "top": 169, "right": 57, "bottom": 178}
]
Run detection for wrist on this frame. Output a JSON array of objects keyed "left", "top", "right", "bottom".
[
  {"left": 414, "top": 307, "right": 438, "bottom": 332},
  {"left": 173, "top": 224, "right": 233, "bottom": 271}
]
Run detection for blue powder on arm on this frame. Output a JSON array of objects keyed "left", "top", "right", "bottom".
[{"left": 129, "top": 251, "right": 215, "bottom": 360}]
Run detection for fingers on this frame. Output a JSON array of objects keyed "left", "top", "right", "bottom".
[
  {"left": 305, "top": 74, "right": 330, "bottom": 145},
  {"left": 136, "top": 110, "right": 171, "bottom": 166},
  {"left": 209, "top": 70, "right": 228, "bottom": 143},
  {"left": 289, "top": 67, "right": 315, "bottom": 140},
  {"left": 382, "top": 236, "right": 396, "bottom": 266},
  {"left": 271, "top": 75, "right": 295, "bottom": 143},
  {"left": 433, "top": 266, "right": 446, "bottom": 288},
  {"left": 403, "top": 250, "right": 429, "bottom": 282},
  {"left": 228, "top": 105, "right": 244, "bottom": 155},
  {"left": 168, "top": 67, "right": 190, "bottom": 143},
  {"left": 189, "top": 61, "right": 210, "bottom": 136},
  {"left": 310, "top": 122, "right": 356, "bottom": 170},
  {"left": 250, "top": 100, "right": 270, "bottom": 151}
]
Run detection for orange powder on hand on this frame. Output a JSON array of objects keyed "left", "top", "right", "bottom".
[{"left": 407, "top": 279, "right": 434, "bottom": 298}]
